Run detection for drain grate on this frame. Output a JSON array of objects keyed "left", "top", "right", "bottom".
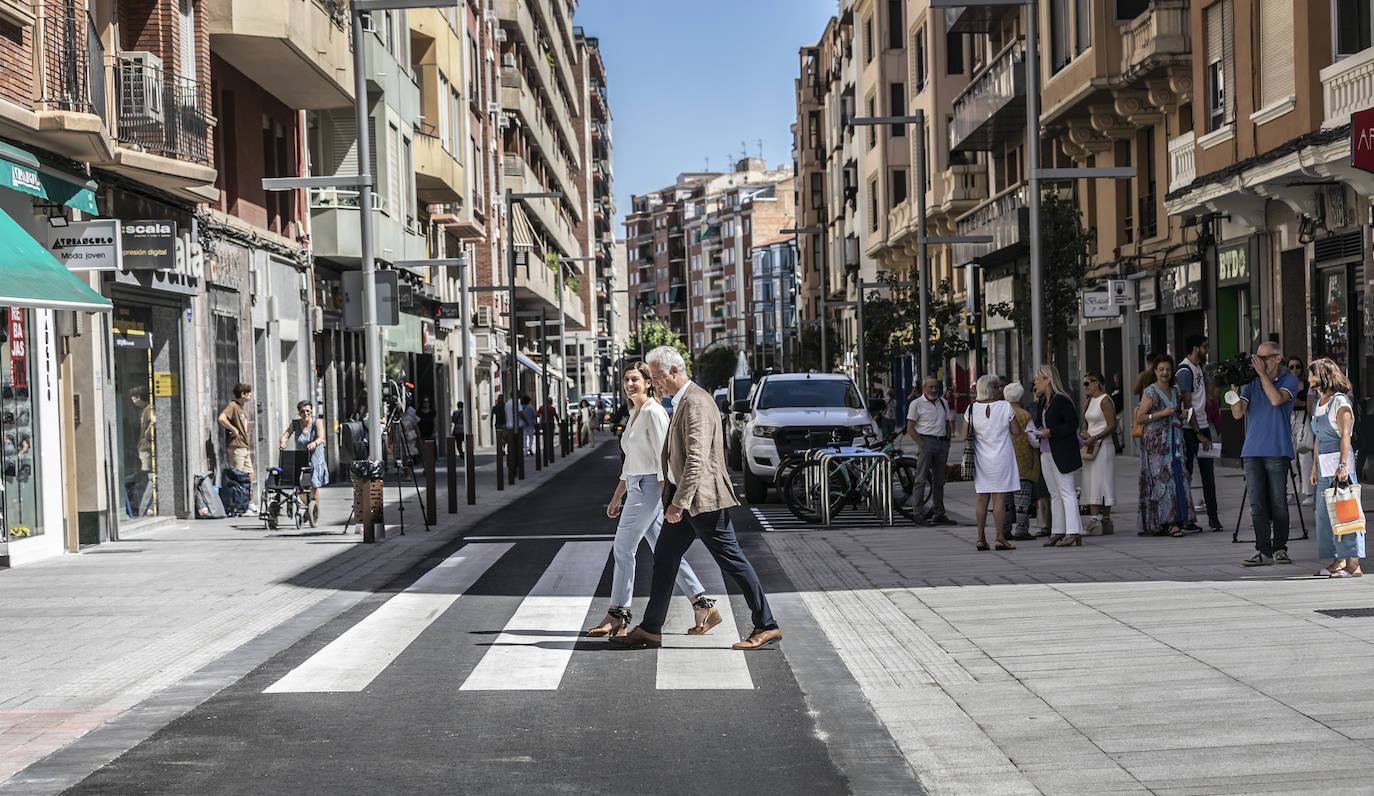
[{"left": 1316, "top": 607, "right": 1374, "bottom": 619}]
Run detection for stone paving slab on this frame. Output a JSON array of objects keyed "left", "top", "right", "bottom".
[{"left": 764, "top": 448, "right": 1374, "bottom": 795}]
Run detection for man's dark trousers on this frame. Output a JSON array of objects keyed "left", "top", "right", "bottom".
[
  {"left": 638, "top": 509, "right": 777, "bottom": 635},
  {"left": 1182, "top": 427, "right": 1221, "bottom": 527},
  {"left": 1243, "top": 456, "right": 1291, "bottom": 555},
  {"left": 910, "top": 435, "right": 950, "bottom": 518}
]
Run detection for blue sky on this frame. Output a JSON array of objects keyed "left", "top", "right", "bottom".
[{"left": 572, "top": 0, "right": 837, "bottom": 230}]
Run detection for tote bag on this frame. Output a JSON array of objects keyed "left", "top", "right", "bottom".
[
  {"left": 1324, "top": 478, "right": 1366, "bottom": 537},
  {"left": 961, "top": 407, "right": 976, "bottom": 481}
]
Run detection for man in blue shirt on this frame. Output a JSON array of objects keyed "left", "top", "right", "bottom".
[{"left": 1230, "top": 341, "right": 1299, "bottom": 566}]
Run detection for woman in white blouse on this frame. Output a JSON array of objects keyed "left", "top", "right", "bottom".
[{"left": 586, "top": 362, "right": 720, "bottom": 637}]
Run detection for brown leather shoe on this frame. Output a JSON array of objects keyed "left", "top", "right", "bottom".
[
  {"left": 606, "top": 627, "right": 662, "bottom": 648},
  {"left": 731, "top": 627, "right": 781, "bottom": 650}
]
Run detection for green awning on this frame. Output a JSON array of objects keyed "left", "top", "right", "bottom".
[
  {"left": 0, "top": 142, "right": 99, "bottom": 215},
  {"left": 0, "top": 205, "right": 111, "bottom": 312}
]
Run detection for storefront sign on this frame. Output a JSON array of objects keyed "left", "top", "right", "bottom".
[
  {"left": 1082, "top": 291, "right": 1118, "bottom": 318},
  {"left": 119, "top": 220, "right": 176, "bottom": 271},
  {"left": 1160, "top": 261, "right": 1203, "bottom": 313},
  {"left": 7, "top": 308, "right": 26, "bottom": 389},
  {"left": 342, "top": 271, "right": 400, "bottom": 328},
  {"left": 153, "top": 372, "right": 179, "bottom": 397},
  {"left": 1352, "top": 107, "right": 1374, "bottom": 174},
  {"left": 435, "top": 302, "right": 462, "bottom": 320},
  {"left": 1217, "top": 244, "right": 1249, "bottom": 286},
  {"left": 984, "top": 276, "right": 1013, "bottom": 331},
  {"left": 1109, "top": 279, "right": 1134, "bottom": 306},
  {"left": 46, "top": 219, "right": 121, "bottom": 271},
  {"left": 1136, "top": 275, "right": 1158, "bottom": 311}
]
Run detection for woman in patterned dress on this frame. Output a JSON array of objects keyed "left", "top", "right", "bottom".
[{"left": 1135, "top": 355, "right": 1194, "bottom": 536}]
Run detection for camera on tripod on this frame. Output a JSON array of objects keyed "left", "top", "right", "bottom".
[
  {"left": 1215, "top": 353, "right": 1258, "bottom": 387},
  {"left": 382, "top": 379, "right": 412, "bottom": 423}
]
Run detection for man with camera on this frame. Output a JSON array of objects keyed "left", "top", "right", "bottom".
[
  {"left": 1229, "top": 341, "right": 1300, "bottom": 566},
  {"left": 1177, "top": 335, "right": 1222, "bottom": 532}
]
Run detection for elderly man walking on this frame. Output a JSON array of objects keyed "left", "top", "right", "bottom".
[
  {"left": 609, "top": 346, "right": 781, "bottom": 650},
  {"left": 906, "top": 377, "right": 956, "bottom": 525}
]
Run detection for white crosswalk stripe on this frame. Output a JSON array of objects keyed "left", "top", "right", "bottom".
[
  {"left": 748, "top": 504, "right": 892, "bottom": 532},
  {"left": 655, "top": 545, "right": 754, "bottom": 690},
  {"left": 459, "top": 541, "right": 613, "bottom": 691},
  {"left": 264, "top": 542, "right": 514, "bottom": 694}
]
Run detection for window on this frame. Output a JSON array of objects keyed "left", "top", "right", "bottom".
[
  {"left": 1049, "top": 0, "right": 1091, "bottom": 72},
  {"left": 1116, "top": 0, "right": 1149, "bottom": 18},
  {"left": 869, "top": 178, "right": 879, "bottom": 231},
  {"left": 1075, "top": 0, "right": 1091, "bottom": 54},
  {"left": 387, "top": 122, "right": 400, "bottom": 216},
  {"left": 437, "top": 74, "right": 450, "bottom": 151},
  {"left": 866, "top": 97, "right": 876, "bottom": 148},
  {"left": 887, "top": 0, "right": 904, "bottom": 50},
  {"left": 810, "top": 172, "right": 824, "bottom": 209},
  {"left": 1204, "top": 1, "right": 1234, "bottom": 132},
  {"left": 947, "top": 32, "right": 964, "bottom": 74},
  {"left": 889, "top": 83, "right": 906, "bottom": 136},
  {"left": 744, "top": 218, "right": 751, "bottom": 234},
  {"left": 1335, "top": 0, "right": 1374, "bottom": 58},
  {"left": 1259, "top": 0, "right": 1295, "bottom": 108},
  {"left": 913, "top": 27, "right": 926, "bottom": 90},
  {"left": 1137, "top": 127, "right": 1157, "bottom": 239},
  {"left": 864, "top": 15, "right": 874, "bottom": 62},
  {"left": 891, "top": 168, "right": 908, "bottom": 208}
]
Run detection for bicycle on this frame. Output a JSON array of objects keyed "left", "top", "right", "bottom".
[{"left": 779, "top": 432, "right": 920, "bottom": 524}]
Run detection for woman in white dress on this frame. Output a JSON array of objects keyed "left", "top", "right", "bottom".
[
  {"left": 1079, "top": 371, "right": 1117, "bottom": 535},
  {"left": 962, "top": 375, "right": 1022, "bottom": 551}
]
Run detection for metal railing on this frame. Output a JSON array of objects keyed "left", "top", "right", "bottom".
[
  {"left": 949, "top": 38, "right": 1025, "bottom": 151},
  {"left": 312, "top": 0, "right": 349, "bottom": 30},
  {"left": 112, "top": 58, "right": 211, "bottom": 164},
  {"left": 35, "top": 1, "right": 105, "bottom": 120}
]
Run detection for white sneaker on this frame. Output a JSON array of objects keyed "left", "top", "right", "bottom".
[{"left": 246, "top": 505, "right": 259, "bottom": 514}]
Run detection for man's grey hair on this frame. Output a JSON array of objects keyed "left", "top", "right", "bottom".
[{"left": 645, "top": 345, "right": 686, "bottom": 374}]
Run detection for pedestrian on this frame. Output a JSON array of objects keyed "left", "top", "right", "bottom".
[
  {"left": 1177, "top": 335, "right": 1222, "bottom": 532},
  {"left": 399, "top": 406, "right": 422, "bottom": 465},
  {"left": 1133, "top": 352, "right": 1163, "bottom": 398},
  {"left": 1080, "top": 371, "right": 1117, "bottom": 535},
  {"left": 217, "top": 382, "right": 257, "bottom": 514},
  {"left": 1288, "top": 356, "right": 1315, "bottom": 507},
  {"left": 1307, "top": 358, "right": 1363, "bottom": 577},
  {"left": 450, "top": 401, "right": 465, "bottom": 455},
  {"left": 129, "top": 386, "right": 154, "bottom": 473},
  {"left": 493, "top": 392, "right": 507, "bottom": 435},
  {"left": 868, "top": 387, "right": 887, "bottom": 431},
  {"left": 416, "top": 396, "right": 436, "bottom": 440},
  {"left": 881, "top": 386, "right": 898, "bottom": 439},
  {"left": 278, "top": 400, "right": 328, "bottom": 504},
  {"left": 1136, "top": 354, "right": 1194, "bottom": 537},
  {"left": 962, "top": 375, "right": 1019, "bottom": 551},
  {"left": 1003, "top": 382, "right": 1041, "bottom": 541},
  {"left": 1027, "top": 390, "right": 1054, "bottom": 537},
  {"left": 595, "top": 396, "right": 607, "bottom": 430},
  {"left": 538, "top": 396, "right": 559, "bottom": 448},
  {"left": 905, "top": 377, "right": 954, "bottom": 524},
  {"left": 1231, "top": 341, "right": 1300, "bottom": 567},
  {"left": 579, "top": 399, "right": 593, "bottom": 445},
  {"left": 520, "top": 395, "right": 536, "bottom": 454},
  {"left": 1030, "top": 365, "right": 1084, "bottom": 546},
  {"left": 588, "top": 362, "right": 720, "bottom": 638},
  {"left": 609, "top": 345, "right": 780, "bottom": 651}
]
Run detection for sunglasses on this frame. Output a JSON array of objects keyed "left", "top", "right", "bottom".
[{"left": 1082, "top": 381, "right": 1094, "bottom": 387}]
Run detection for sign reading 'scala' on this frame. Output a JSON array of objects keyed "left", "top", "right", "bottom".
[{"left": 119, "top": 219, "right": 176, "bottom": 271}]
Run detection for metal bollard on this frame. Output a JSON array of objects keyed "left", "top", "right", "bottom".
[
  {"left": 496, "top": 431, "right": 505, "bottom": 491},
  {"left": 424, "top": 439, "right": 437, "bottom": 527},
  {"left": 465, "top": 433, "right": 476, "bottom": 505},
  {"left": 446, "top": 437, "right": 458, "bottom": 514},
  {"left": 533, "top": 422, "right": 543, "bottom": 471}
]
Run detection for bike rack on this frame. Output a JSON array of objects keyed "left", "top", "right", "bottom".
[{"left": 813, "top": 447, "right": 894, "bottom": 527}]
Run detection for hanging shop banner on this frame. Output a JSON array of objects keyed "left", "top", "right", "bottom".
[
  {"left": 119, "top": 220, "right": 176, "bottom": 271},
  {"left": 1352, "top": 107, "right": 1374, "bottom": 174},
  {"left": 1159, "top": 261, "right": 1203, "bottom": 314},
  {"left": 45, "top": 219, "right": 121, "bottom": 271},
  {"left": 1217, "top": 243, "right": 1249, "bottom": 287},
  {"left": 1082, "top": 291, "right": 1118, "bottom": 318},
  {"left": 1136, "top": 274, "right": 1158, "bottom": 311}
]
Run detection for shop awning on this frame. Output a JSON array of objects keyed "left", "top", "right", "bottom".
[
  {"left": 0, "top": 142, "right": 99, "bottom": 214},
  {"left": 0, "top": 205, "right": 111, "bottom": 312},
  {"left": 516, "top": 351, "right": 543, "bottom": 375}
]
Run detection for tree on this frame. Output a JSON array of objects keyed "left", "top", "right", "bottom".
[
  {"left": 626, "top": 318, "right": 692, "bottom": 373},
  {"left": 986, "top": 191, "right": 1093, "bottom": 365},
  {"left": 695, "top": 347, "right": 737, "bottom": 391},
  {"left": 862, "top": 273, "right": 970, "bottom": 381},
  {"left": 929, "top": 278, "right": 972, "bottom": 369},
  {"left": 795, "top": 321, "right": 840, "bottom": 373}
]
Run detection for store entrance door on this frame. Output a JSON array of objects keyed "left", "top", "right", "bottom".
[{"left": 113, "top": 312, "right": 156, "bottom": 518}]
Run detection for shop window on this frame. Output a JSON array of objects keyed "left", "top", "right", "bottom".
[{"left": 2, "top": 308, "right": 41, "bottom": 541}]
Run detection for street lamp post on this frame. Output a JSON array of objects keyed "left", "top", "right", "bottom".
[{"left": 780, "top": 225, "right": 824, "bottom": 370}]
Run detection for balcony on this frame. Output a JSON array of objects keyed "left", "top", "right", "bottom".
[
  {"left": 204, "top": 0, "right": 352, "bottom": 109},
  {"left": 1168, "top": 131, "right": 1195, "bottom": 192},
  {"left": 939, "top": 163, "right": 988, "bottom": 215},
  {"left": 950, "top": 39, "right": 1025, "bottom": 153},
  {"left": 952, "top": 186, "right": 1028, "bottom": 266},
  {"left": 309, "top": 189, "right": 427, "bottom": 266},
  {"left": 107, "top": 57, "right": 218, "bottom": 200},
  {"left": 504, "top": 154, "right": 581, "bottom": 259},
  {"left": 945, "top": 2, "right": 1019, "bottom": 34},
  {"left": 502, "top": 72, "right": 582, "bottom": 213},
  {"left": 1322, "top": 46, "right": 1374, "bottom": 128},
  {"left": 1119, "top": 0, "right": 1190, "bottom": 80},
  {"left": 497, "top": 0, "right": 576, "bottom": 155},
  {"left": 413, "top": 128, "right": 463, "bottom": 204},
  {"left": 516, "top": 257, "right": 586, "bottom": 327},
  {"left": 26, "top": 2, "right": 112, "bottom": 163}
]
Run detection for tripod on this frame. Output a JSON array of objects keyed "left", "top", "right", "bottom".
[
  {"left": 344, "top": 405, "right": 431, "bottom": 535},
  {"left": 1230, "top": 464, "right": 1310, "bottom": 543}
]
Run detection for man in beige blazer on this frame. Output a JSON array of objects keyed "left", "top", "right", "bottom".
[{"left": 610, "top": 346, "right": 781, "bottom": 650}]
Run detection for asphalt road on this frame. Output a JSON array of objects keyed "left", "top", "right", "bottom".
[{"left": 62, "top": 449, "right": 855, "bottom": 795}]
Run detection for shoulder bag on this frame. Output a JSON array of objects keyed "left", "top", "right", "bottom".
[{"left": 960, "top": 406, "right": 976, "bottom": 481}]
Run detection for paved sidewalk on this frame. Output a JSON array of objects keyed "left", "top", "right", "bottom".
[
  {"left": 0, "top": 441, "right": 610, "bottom": 791},
  {"left": 763, "top": 446, "right": 1373, "bottom": 795}
]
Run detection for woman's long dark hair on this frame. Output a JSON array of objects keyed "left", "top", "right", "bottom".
[{"left": 624, "top": 361, "right": 657, "bottom": 400}]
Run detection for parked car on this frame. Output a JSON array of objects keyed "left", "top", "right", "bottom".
[
  {"left": 738, "top": 373, "right": 877, "bottom": 503},
  {"left": 723, "top": 375, "right": 753, "bottom": 471}
]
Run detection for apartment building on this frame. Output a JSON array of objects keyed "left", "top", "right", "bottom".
[
  {"left": 571, "top": 27, "right": 614, "bottom": 398},
  {"left": 624, "top": 175, "right": 698, "bottom": 345},
  {"left": 750, "top": 237, "right": 799, "bottom": 371}
]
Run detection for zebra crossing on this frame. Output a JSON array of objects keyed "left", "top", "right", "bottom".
[
  {"left": 263, "top": 539, "right": 762, "bottom": 694},
  {"left": 748, "top": 502, "right": 899, "bottom": 532}
]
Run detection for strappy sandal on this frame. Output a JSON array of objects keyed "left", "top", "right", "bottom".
[
  {"left": 1168, "top": 525, "right": 1184, "bottom": 537},
  {"left": 1318, "top": 560, "right": 1346, "bottom": 577},
  {"left": 976, "top": 540, "right": 990, "bottom": 551},
  {"left": 586, "top": 606, "right": 632, "bottom": 637},
  {"left": 994, "top": 540, "right": 1016, "bottom": 551},
  {"left": 688, "top": 596, "right": 722, "bottom": 635}
]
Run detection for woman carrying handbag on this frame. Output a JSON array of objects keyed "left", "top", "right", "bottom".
[
  {"left": 1136, "top": 355, "right": 1195, "bottom": 537},
  {"left": 1308, "top": 358, "right": 1363, "bottom": 577}
]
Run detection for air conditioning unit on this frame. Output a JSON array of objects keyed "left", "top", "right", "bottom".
[
  {"left": 360, "top": 11, "right": 377, "bottom": 33},
  {"left": 473, "top": 330, "right": 497, "bottom": 355},
  {"left": 117, "top": 51, "right": 164, "bottom": 123},
  {"left": 486, "top": 100, "right": 502, "bottom": 116},
  {"left": 497, "top": 116, "right": 510, "bottom": 130},
  {"left": 494, "top": 28, "right": 507, "bottom": 43},
  {"left": 501, "top": 53, "right": 515, "bottom": 69},
  {"left": 476, "top": 305, "right": 493, "bottom": 326}
]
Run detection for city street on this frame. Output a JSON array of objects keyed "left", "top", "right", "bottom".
[{"left": 5, "top": 438, "right": 1374, "bottom": 794}]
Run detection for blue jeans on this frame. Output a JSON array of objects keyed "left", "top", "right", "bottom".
[
  {"left": 639, "top": 508, "right": 777, "bottom": 635},
  {"left": 609, "top": 475, "right": 704, "bottom": 608},
  {"left": 1244, "top": 456, "right": 1291, "bottom": 555}
]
